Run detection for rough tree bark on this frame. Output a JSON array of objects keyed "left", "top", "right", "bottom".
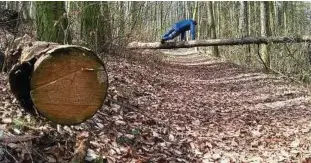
[
  {"left": 260, "top": 1, "right": 270, "bottom": 70},
  {"left": 239, "top": 1, "right": 251, "bottom": 62},
  {"left": 283, "top": 2, "right": 288, "bottom": 35},
  {"left": 208, "top": 1, "right": 219, "bottom": 57},
  {"left": 9, "top": 40, "right": 108, "bottom": 125},
  {"left": 192, "top": 1, "right": 199, "bottom": 52},
  {"left": 127, "top": 36, "right": 311, "bottom": 49},
  {"left": 80, "top": 1, "right": 110, "bottom": 54},
  {"left": 35, "top": 1, "right": 69, "bottom": 43},
  {"left": 119, "top": 1, "right": 125, "bottom": 39}
]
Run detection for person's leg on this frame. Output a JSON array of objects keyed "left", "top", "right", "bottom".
[
  {"left": 180, "top": 31, "right": 186, "bottom": 41},
  {"left": 163, "top": 28, "right": 175, "bottom": 38},
  {"left": 163, "top": 30, "right": 180, "bottom": 41},
  {"left": 162, "top": 28, "right": 176, "bottom": 43},
  {"left": 170, "top": 31, "right": 180, "bottom": 40}
]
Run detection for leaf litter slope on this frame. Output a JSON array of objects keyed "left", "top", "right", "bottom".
[{"left": 100, "top": 49, "right": 311, "bottom": 162}]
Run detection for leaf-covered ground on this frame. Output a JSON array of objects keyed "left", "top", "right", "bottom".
[{"left": 1, "top": 49, "right": 311, "bottom": 162}]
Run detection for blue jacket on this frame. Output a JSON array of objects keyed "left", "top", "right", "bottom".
[{"left": 174, "top": 19, "right": 196, "bottom": 40}]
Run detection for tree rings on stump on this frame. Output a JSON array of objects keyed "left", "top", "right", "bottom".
[{"left": 30, "top": 45, "right": 108, "bottom": 125}]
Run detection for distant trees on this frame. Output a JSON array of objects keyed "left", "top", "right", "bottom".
[
  {"left": 1, "top": 1, "right": 310, "bottom": 44},
  {"left": 1, "top": 1, "right": 311, "bottom": 81}
]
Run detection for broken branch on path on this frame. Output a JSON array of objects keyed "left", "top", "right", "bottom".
[{"left": 127, "top": 36, "right": 311, "bottom": 49}]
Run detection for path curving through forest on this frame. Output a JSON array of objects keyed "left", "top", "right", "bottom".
[{"left": 97, "top": 48, "right": 311, "bottom": 162}]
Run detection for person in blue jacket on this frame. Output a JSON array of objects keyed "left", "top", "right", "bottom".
[{"left": 161, "top": 19, "right": 197, "bottom": 44}]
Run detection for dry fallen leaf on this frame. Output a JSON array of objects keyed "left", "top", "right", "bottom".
[
  {"left": 290, "top": 138, "right": 300, "bottom": 148},
  {"left": 1, "top": 118, "right": 12, "bottom": 124},
  {"left": 168, "top": 134, "right": 175, "bottom": 141},
  {"left": 251, "top": 130, "right": 261, "bottom": 138}
]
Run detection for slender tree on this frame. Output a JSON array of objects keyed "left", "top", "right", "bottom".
[
  {"left": 260, "top": 1, "right": 270, "bottom": 70},
  {"left": 208, "top": 1, "right": 219, "bottom": 57}
]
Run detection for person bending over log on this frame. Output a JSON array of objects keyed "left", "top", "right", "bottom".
[{"left": 161, "top": 19, "right": 197, "bottom": 44}]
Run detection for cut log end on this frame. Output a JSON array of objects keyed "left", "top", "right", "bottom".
[{"left": 30, "top": 45, "right": 108, "bottom": 125}]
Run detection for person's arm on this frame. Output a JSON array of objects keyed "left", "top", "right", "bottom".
[{"left": 190, "top": 22, "right": 196, "bottom": 40}]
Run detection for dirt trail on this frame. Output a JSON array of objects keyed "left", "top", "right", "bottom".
[{"left": 101, "top": 49, "right": 311, "bottom": 162}]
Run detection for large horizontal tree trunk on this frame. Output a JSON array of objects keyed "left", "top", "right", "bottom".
[
  {"left": 127, "top": 36, "right": 311, "bottom": 49},
  {"left": 9, "top": 41, "right": 108, "bottom": 125}
]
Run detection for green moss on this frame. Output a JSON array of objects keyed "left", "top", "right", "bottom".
[
  {"left": 80, "top": 2, "right": 111, "bottom": 52},
  {"left": 35, "top": 1, "right": 69, "bottom": 43}
]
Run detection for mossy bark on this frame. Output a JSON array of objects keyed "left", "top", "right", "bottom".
[
  {"left": 35, "top": 1, "right": 70, "bottom": 44},
  {"left": 79, "top": 2, "right": 111, "bottom": 53}
]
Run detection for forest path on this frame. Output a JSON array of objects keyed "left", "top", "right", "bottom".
[
  {"left": 99, "top": 48, "right": 311, "bottom": 162},
  {"left": 2, "top": 48, "right": 311, "bottom": 162}
]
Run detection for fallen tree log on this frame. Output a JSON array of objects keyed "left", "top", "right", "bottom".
[
  {"left": 9, "top": 41, "right": 108, "bottom": 125},
  {"left": 127, "top": 36, "right": 311, "bottom": 49}
]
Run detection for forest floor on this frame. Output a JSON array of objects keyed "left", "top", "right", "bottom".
[{"left": 1, "top": 48, "right": 311, "bottom": 163}]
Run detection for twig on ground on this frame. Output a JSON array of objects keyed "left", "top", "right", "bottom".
[
  {"left": 2, "top": 148, "right": 18, "bottom": 162},
  {"left": 0, "top": 135, "right": 39, "bottom": 144}
]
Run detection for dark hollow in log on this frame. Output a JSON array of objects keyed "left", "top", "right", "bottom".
[
  {"left": 9, "top": 42, "right": 108, "bottom": 125},
  {"left": 9, "top": 57, "right": 37, "bottom": 115},
  {"left": 127, "top": 36, "right": 311, "bottom": 49}
]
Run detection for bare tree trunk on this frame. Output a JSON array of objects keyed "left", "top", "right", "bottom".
[
  {"left": 239, "top": 1, "right": 251, "bottom": 62},
  {"left": 269, "top": 1, "right": 277, "bottom": 36},
  {"left": 119, "top": 1, "right": 125, "bottom": 39},
  {"left": 160, "top": 2, "right": 163, "bottom": 35},
  {"left": 239, "top": 2, "right": 245, "bottom": 37},
  {"left": 208, "top": 1, "right": 219, "bottom": 57},
  {"left": 192, "top": 1, "right": 199, "bottom": 52},
  {"left": 260, "top": 1, "right": 270, "bottom": 71},
  {"left": 283, "top": 2, "right": 288, "bottom": 35},
  {"left": 29, "top": 1, "right": 35, "bottom": 20},
  {"left": 216, "top": 2, "right": 221, "bottom": 37}
]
